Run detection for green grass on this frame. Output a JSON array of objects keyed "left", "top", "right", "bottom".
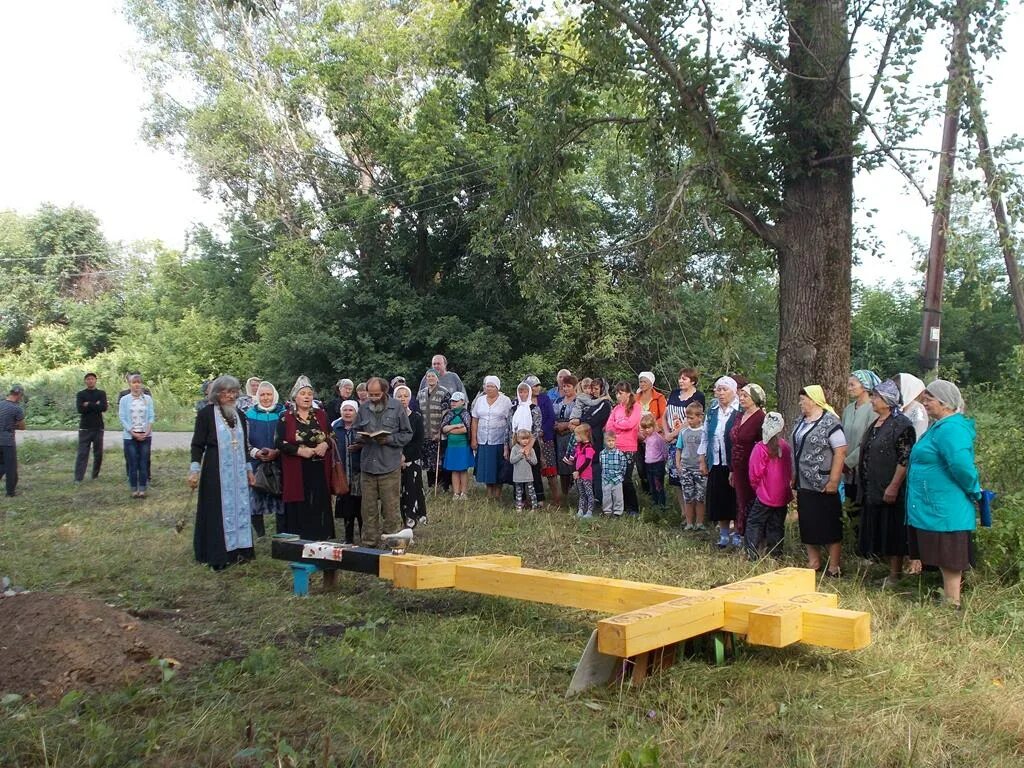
[{"left": 2, "top": 443, "right": 1024, "bottom": 767}]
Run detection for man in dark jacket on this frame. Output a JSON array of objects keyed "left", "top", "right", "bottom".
[
  {"left": 75, "top": 372, "right": 108, "bottom": 482},
  {"left": 0, "top": 385, "right": 26, "bottom": 496}
]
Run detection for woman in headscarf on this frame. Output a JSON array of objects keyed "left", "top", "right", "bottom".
[
  {"left": 504, "top": 381, "right": 545, "bottom": 505},
  {"left": 417, "top": 368, "right": 451, "bottom": 491},
  {"left": 666, "top": 368, "right": 705, "bottom": 521},
  {"left": 237, "top": 376, "right": 262, "bottom": 412},
  {"left": 331, "top": 400, "right": 363, "bottom": 543},
  {"left": 858, "top": 379, "right": 916, "bottom": 585},
  {"left": 699, "top": 376, "right": 742, "bottom": 549},
  {"left": 635, "top": 371, "right": 667, "bottom": 495},
  {"left": 580, "top": 378, "right": 613, "bottom": 509},
  {"left": 895, "top": 373, "right": 929, "bottom": 440},
  {"left": 188, "top": 375, "right": 256, "bottom": 570},
  {"left": 906, "top": 380, "right": 980, "bottom": 608},
  {"left": 528, "top": 374, "right": 561, "bottom": 507},
  {"left": 843, "top": 370, "right": 882, "bottom": 506},
  {"left": 792, "top": 385, "right": 848, "bottom": 576},
  {"left": 730, "top": 383, "right": 767, "bottom": 546},
  {"left": 325, "top": 378, "right": 354, "bottom": 425},
  {"left": 553, "top": 375, "right": 579, "bottom": 499},
  {"left": 245, "top": 381, "right": 285, "bottom": 536},
  {"left": 394, "top": 385, "right": 427, "bottom": 527},
  {"left": 276, "top": 376, "right": 335, "bottom": 542},
  {"left": 471, "top": 376, "right": 513, "bottom": 499}
]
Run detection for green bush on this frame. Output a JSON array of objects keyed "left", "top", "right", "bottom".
[{"left": 968, "top": 347, "right": 1024, "bottom": 581}]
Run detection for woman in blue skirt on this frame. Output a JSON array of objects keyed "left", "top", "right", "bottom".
[{"left": 471, "top": 376, "right": 513, "bottom": 500}]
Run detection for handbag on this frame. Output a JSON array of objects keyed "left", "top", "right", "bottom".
[
  {"left": 329, "top": 437, "right": 350, "bottom": 495},
  {"left": 253, "top": 461, "right": 282, "bottom": 497}
]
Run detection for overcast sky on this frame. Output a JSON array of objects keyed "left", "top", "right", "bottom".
[{"left": 1, "top": 1, "right": 1021, "bottom": 287}]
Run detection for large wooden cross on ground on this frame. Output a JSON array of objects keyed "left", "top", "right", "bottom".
[{"left": 273, "top": 539, "right": 870, "bottom": 691}]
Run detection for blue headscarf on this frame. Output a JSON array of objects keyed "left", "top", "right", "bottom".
[{"left": 852, "top": 370, "right": 881, "bottom": 390}]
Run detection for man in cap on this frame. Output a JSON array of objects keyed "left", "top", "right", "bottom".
[{"left": 0, "top": 385, "right": 27, "bottom": 497}]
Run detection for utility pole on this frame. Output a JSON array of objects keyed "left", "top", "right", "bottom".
[{"left": 919, "top": 2, "right": 970, "bottom": 378}]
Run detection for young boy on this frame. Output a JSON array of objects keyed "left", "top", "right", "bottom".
[
  {"left": 640, "top": 414, "right": 668, "bottom": 507},
  {"left": 509, "top": 429, "right": 539, "bottom": 510},
  {"left": 600, "top": 432, "right": 627, "bottom": 516},
  {"left": 675, "top": 402, "right": 707, "bottom": 531}
]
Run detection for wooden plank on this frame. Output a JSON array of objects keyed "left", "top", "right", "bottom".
[
  {"left": 800, "top": 606, "right": 871, "bottom": 650},
  {"left": 722, "top": 591, "right": 838, "bottom": 634},
  {"left": 747, "top": 593, "right": 845, "bottom": 648},
  {"left": 378, "top": 553, "right": 437, "bottom": 581},
  {"left": 452, "top": 563, "right": 705, "bottom": 614},
  {"left": 271, "top": 538, "right": 385, "bottom": 574},
  {"left": 391, "top": 555, "right": 522, "bottom": 590},
  {"left": 707, "top": 568, "right": 816, "bottom": 601},
  {"left": 597, "top": 594, "right": 724, "bottom": 657},
  {"left": 747, "top": 603, "right": 804, "bottom": 647}
]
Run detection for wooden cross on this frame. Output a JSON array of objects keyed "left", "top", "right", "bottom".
[
  {"left": 382, "top": 556, "right": 870, "bottom": 655},
  {"left": 272, "top": 539, "right": 870, "bottom": 690}
]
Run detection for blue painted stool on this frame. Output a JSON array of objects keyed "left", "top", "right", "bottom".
[{"left": 289, "top": 562, "right": 320, "bottom": 596}]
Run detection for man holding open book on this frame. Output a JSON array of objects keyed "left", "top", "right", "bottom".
[{"left": 355, "top": 377, "right": 413, "bottom": 546}]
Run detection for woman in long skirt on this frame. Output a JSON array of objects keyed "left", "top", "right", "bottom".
[
  {"left": 245, "top": 381, "right": 285, "bottom": 536},
  {"left": 395, "top": 386, "right": 428, "bottom": 526}
]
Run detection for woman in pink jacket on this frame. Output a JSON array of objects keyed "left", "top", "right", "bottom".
[
  {"left": 745, "top": 411, "right": 793, "bottom": 560},
  {"left": 610, "top": 381, "right": 643, "bottom": 515}
]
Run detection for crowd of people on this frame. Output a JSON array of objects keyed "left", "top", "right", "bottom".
[{"left": 0, "top": 356, "right": 983, "bottom": 607}]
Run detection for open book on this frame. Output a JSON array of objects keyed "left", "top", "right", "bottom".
[{"left": 358, "top": 429, "right": 391, "bottom": 439}]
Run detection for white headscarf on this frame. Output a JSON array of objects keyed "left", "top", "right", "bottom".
[
  {"left": 897, "top": 373, "right": 926, "bottom": 408},
  {"left": 638, "top": 371, "right": 655, "bottom": 385},
  {"left": 484, "top": 375, "right": 501, "bottom": 390},
  {"left": 511, "top": 383, "right": 534, "bottom": 432},
  {"left": 341, "top": 399, "right": 359, "bottom": 412},
  {"left": 715, "top": 376, "right": 738, "bottom": 392},
  {"left": 255, "top": 381, "right": 279, "bottom": 411}
]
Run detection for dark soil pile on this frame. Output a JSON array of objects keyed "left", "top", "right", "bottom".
[{"left": 0, "top": 593, "right": 214, "bottom": 702}]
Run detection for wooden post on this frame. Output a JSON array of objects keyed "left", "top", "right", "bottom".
[{"left": 919, "top": 1, "right": 970, "bottom": 377}]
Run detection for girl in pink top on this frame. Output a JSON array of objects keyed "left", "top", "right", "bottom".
[
  {"left": 610, "top": 381, "right": 643, "bottom": 514},
  {"left": 572, "top": 424, "right": 597, "bottom": 518},
  {"left": 745, "top": 412, "right": 793, "bottom": 560}
]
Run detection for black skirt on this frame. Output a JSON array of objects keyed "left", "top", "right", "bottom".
[
  {"left": 283, "top": 460, "right": 335, "bottom": 540},
  {"left": 706, "top": 465, "right": 736, "bottom": 522},
  {"left": 858, "top": 501, "right": 908, "bottom": 557},
  {"left": 909, "top": 527, "right": 972, "bottom": 571},
  {"left": 796, "top": 489, "right": 843, "bottom": 545}
]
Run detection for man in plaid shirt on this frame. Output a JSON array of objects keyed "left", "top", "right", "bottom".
[{"left": 600, "top": 432, "right": 627, "bottom": 516}]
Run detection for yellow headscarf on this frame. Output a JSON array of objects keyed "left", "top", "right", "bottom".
[{"left": 801, "top": 385, "right": 836, "bottom": 415}]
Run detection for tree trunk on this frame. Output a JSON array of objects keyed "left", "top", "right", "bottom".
[{"left": 776, "top": 0, "right": 853, "bottom": 424}]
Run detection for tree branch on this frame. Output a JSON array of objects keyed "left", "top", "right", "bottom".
[{"left": 588, "top": 0, "right": 779, "bottom": 248}]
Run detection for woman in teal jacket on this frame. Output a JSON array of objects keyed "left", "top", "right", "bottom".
[{"left": 905, "top": 380, "right": 981, "bottom": 608}]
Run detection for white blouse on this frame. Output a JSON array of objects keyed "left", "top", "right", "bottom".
[{"left": 472, "top": 393, "right": 513, "bottom": 445}]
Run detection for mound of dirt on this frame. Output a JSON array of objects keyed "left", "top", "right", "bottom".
[{"left": 0, "top": 593, "right": 215, "bottom": 702}]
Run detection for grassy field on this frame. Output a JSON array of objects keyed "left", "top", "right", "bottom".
[{"left": 1, "top": 441, "right": 1024, "bottom": 767}]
